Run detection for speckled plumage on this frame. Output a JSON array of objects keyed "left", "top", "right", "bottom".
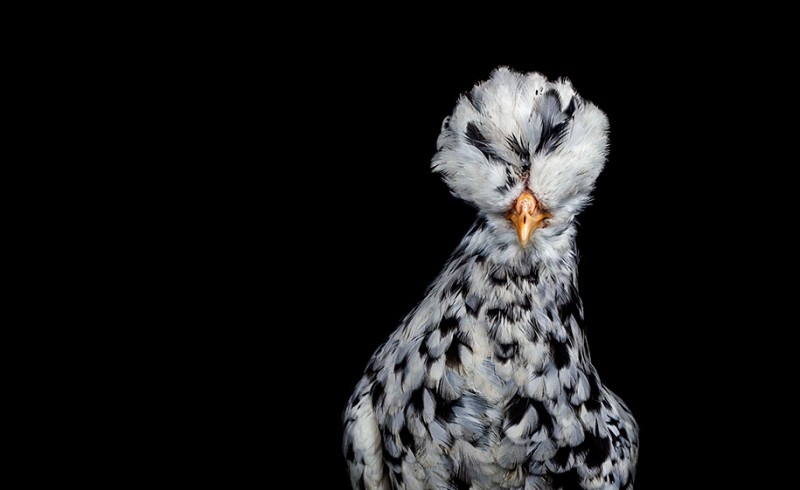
[{"left": 343, "top": 68, "right": 638, "bottom": 490}]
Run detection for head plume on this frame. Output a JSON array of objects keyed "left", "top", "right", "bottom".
[{"left": 432, "top": 67, "right": 609, "bottom": 220}]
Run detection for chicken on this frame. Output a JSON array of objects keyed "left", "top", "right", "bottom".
[{"left": 343, "top": 67, "right": 638, "bottom": 490}]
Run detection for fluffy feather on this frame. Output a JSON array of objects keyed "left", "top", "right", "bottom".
[
  {"left": 432, "top": 67, "right": 608, "bottom": 221},
  {"left": 344, "top": 68, "right": 638, "bottom": 490}
]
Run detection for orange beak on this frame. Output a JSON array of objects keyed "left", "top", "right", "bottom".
[{"left": 506, "top": 190, "right": 550, "bottom": 247}]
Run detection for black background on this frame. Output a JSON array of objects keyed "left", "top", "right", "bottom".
[
  {"left": 74, "top": 12, "right": 791, "bottom": 488},
  {"left": 196, "top": 37, "right": 776, "bottom": 488},
  {"left": 294, "top": 51, "right": 735, "bottom": 488}
]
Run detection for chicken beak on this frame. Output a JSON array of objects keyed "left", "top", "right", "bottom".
[{"left": 506, "top": 190, "right": 549, "bottom": 247}]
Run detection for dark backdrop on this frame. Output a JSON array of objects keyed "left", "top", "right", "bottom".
[
  {"left": 296, "top": 52, "right": 731, "bottom": 489},
  {"left": 193, "top": 37, "right": 774, "bottom": 487},
  {"left": 149, "top": 18, "right": 782, "bottom": 489}
]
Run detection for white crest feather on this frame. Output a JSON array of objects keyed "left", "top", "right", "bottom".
[{"left": 431, "top": 67, "right": 609, "bottom": 219}]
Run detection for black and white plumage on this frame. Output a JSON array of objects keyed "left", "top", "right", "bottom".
[{"left": 343, "top": 68, "right": 638, "bottom": 490}]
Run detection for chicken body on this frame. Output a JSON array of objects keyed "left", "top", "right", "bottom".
[{"left": 343, "top": 68, "right": 638, "bottom": 490}]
